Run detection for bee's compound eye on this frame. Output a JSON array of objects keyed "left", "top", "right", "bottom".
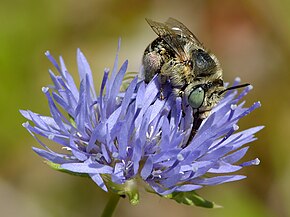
[{"left": 188, "top": 87, "right": 205, "bottom": 109}]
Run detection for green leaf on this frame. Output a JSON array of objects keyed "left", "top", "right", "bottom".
[
  {"left": 45, "top": 161, "right": 90, "bottom": 178},
  {"left": 165, "top": 191, "right": 221, "bottom": 208}
]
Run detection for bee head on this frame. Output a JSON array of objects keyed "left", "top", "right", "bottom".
[
  {"left": 187, "top": 80, "right": 249, "bottom": 117},
  {"left": 187, "top": 79, "right": 224, "bottom": 111}
]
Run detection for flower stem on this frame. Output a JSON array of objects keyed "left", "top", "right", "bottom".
[{"left": 100, "top": 193, "right": 120, "bottom": 217}]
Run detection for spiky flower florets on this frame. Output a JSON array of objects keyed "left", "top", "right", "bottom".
[{"left": 21, "top": 42, "right": 262, "bottom": 206}]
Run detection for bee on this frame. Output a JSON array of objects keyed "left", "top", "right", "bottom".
[{"left": 142, "top": 18, "right": 248, "bottom": 144}]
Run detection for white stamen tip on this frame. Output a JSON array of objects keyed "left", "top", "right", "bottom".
[
  {"left": 48, "top": 134, "right": 55, "bottom": 140},
  {"left": 233, "top": 124, "right": 239, "bottom": 131},
  {"left": 177, "top": 153, "right": 184, "bottom": 161},
  {"left": 235, "top": 77, "right": 241, "bottom": 82},
  {"left": 112, "top": 152, "right": 118, "bottom": 158},
  {"left": 96, "top": 153, "right": 103, "bottom": 160},
  {"left": 230, "top": 104, "right": 237, "bottom": 110},
  {"left": 42, "top": 87, "right": 49, "bottom": 93},
  {"left": 76, "top": 132, "right": 82, "bottom": 137},
  {"left": 253, "top": 158, "right": 260, "bottom": 165},
  {"left": 62, "top": 147, "right": 72, "bottom": 151},
  {"left": 22, "top": 122, "right": 29, "bottom": 128}
]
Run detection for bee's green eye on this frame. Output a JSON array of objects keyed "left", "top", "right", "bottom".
[{"left": 188, "top": 87, "right": 205, "bottom": 109}]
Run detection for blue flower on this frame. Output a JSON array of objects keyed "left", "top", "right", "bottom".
[{"left": 21, "top": 41, "right": 262, "bottom": 206}]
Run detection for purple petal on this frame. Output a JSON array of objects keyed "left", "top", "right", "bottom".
[
  {"left": 32, "top": 147, "right": 75, "bottom": 164},
  {"left": 61, "top": 162, "right": 113, "bottom": 174},
  {"left": 77, "top": 49, "right": 96, "bottom": 99},
  {"left": 222, "top": 147, "right": 249, "bottom": 164},
  {"left": 208, "top": 162, "right": 242, "bottom": 173},
  {"left": 240, "top": 158, "right": 260, "bottom": 167},
  {"left": 132, "top": 139, "right": 142, "bottom": 175},
  {"left": 90, "top": 173, "right": 108, "bottom": 191},
  {"left": 141, "top": 157, "right": 153, "bottom": 179},
  {"left": 175, "top": 184, "right": 202, "bottom": 192},
  {"left": 194, "top": 175, "right": 246, "bottom": 185},
  {"left": 45, "top": 51, "right": 62, "bottom": 73},
  {"left": 107, "top": 60, "right": 128, "bottom": 114}
]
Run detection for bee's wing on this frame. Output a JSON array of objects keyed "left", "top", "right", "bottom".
[
  {"left": 165, "top": 17, "right": 203, "bottom": 46},
  {"left": 146, "top": 18, "right": 189, "bottom": 61}
]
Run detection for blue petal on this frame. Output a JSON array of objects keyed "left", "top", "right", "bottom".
[
  {"left": 45, "top": 51, "right": 62, "bottom": 74},
  {"left": 99, "top": 69, "right": 109, "bottom": 121},
  {"left": 208, "top": 162, "right": 242, "bottom": 173},
  {"left": 159, "top": 118, "right": 170, "bottom": 149},
  {"left": 101, "top": 143, "right": 111, "bottom": 164},
  {"left": 77, "top": 49, "right": 96, "bottom": 99},
  {"left": 32, "top": 147, "right": 75, "bottom": 164},
  {"left": 59, "top": 56, "right": 79, "bottom": 99},
  {"left": 69, "top": 136, "right": 88, "bottom": 161},
  {"left": 43, "top": 88, "right": 69, "bottom": 131},
  {"left": 135, "top": 82, "right": 146, "bottom": 109},
  {"left": 148, "top": 181, "right": 178, "bottom": 195},
  {"left": 90, "top": 173, "right": 108, "bottom": 191},
  {"left": 190, "top": 161, "right": 215, "bottom": 179},
  {"left": 200, "top": 146, "right": 233, "bottom": 161},
  {"left": 106, "top": 39, "right": 121, "bottom": 98},
  {"left": 107, "top": 60, "right": 128, "bottom": 115},
  {"left": 222, "top": 147, "right": 249, "bottom": 164},
  {"left": 21, "top": 110, "right": 55, "bottom": 131},
  {"left": 175, "top": 184, "right": 202, "bottom": 192},
  {"left": 161, "top": 173, "right": 183, "bottom": 188},
  {"left": 151, "top": 150, "right": 180, "bottom": 164},
  {"left": 193, "top": 175, "right": 246, "bottom": 185},
  {"left": 132, "top": 139, "right": 142, "bottom": 175},
  {"left": 119, "top": 76, "right": 138, "bottom": 119},
  {"left": 240, "top": 158, "right": 260, "bottom": 167},
  {"left": 61, "top": 162, "right": 113, "bottom": 174},
  {"left": 111, "top": 162, "right": 125, "bottom": 184},
  {"left": 117, "top": 122, "right": 129, "bottom": 159},
  {"left": 87, "top": 123, "right": 105, "bottom": 152},
  {"left": 141, "top": 157, "right": 153, "bottom": 179}
]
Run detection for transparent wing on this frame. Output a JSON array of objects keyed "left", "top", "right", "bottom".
[
  {"left": 165, "top": 17, "right": 202, "bottom": 46},
  {"left": 146, "top": 18, "right": 188, "bottom": 61}
]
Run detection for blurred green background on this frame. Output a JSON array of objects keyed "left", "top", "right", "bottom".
[{"left": 1, "top": 0, "right": 289, "bottom": 217}]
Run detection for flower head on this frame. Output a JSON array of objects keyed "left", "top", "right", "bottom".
[{"left": 21, "top": 42, "right": 262, "bottom": 206}]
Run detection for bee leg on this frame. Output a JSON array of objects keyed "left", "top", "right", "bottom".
[
  {"left": 158, "top": 74, "right": 168, "bottom": 100},
  {"left": 183, "top": 111, "right": 204, "bottom": 147},
  {"left": 190, "top": 113, "right": 203, "bottom": 140},
  {"left": 159, "top": 87, "right": 165, "bottom": 100}
]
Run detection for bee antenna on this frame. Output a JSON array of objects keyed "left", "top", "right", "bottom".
[{"left": 218, "top": 83, "right": 250, "bottom": 95}]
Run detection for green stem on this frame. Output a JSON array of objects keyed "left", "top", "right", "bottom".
[{"left": 100, "top": 193, "right": 120, "bottom": 217}]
